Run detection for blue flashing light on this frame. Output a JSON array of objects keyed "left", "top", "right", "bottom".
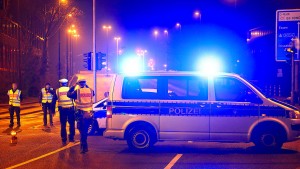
[
  {"left": 121, "top": 57, "right": 143, "bottom": 75},
  {"left": 198, "top": 56, "right": 222, "bottom": 75}
]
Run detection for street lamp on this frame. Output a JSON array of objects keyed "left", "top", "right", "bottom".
[
  {"left": 175, "top": 22, "right": 181, "bottom": 31},
  {"left": 153, "top": 30, "right": 159, "bottom": 39},
  {"left": 103, "top": 25, "right": 112, "bottom": 73},
  {"left": 193, "top": 11, "right": 202, "bottom": 22},
  {"left": 114, "top": 36, "right": 121, "bottom": 72},
  {"left": 58, "top": 0, "right": 68, "bottom": 80},
  {"left": 67, "top": 25, "right": 77, "bottom": 78},
  {"left": 137, "top": 49, "right": 147, "bottom": 71},
  {"left": 164, "top": 29, "right": 168, "bottom": 37}
]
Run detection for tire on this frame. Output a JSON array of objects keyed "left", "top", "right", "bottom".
[
  {"left": 126, "top": 126, "right": 155, "bottom": 151},
  {"left": 88, "top": 120, "right": 99, "bottom": 135},
  {"left": 253, "top": 128, "right": 284, "bottom": 150}
]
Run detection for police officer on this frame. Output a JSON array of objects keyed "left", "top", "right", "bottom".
[
  {"left": 67, "top": 79, "right": 94, "bottom": 154},
  {"left": 39, "top": 83, "right": 55, "bottom": 127},
  {"left": 7, "top": 83, "right": 23, "bottom": 128},
  {"left": 53, "top": 79, "right": 75, "bottom": 144}
]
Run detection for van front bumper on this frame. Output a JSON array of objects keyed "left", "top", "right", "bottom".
[
  {"left": 104, "top": 129, "right": 125, "bottom": 140},
  {"left": 291, "top": 124, "right": 300, "bottom": 131}
]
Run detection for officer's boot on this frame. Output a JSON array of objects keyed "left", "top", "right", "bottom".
[
  {"left": 80, "top": 144, "right": 88, "bottom": 154},
  {"left": 80, "top": 144, "right": 85, "bottom": 154}
]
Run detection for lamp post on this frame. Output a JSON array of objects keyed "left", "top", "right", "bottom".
[
  {"left": 153, "top": 30, "right": 159, "bottom": 40},
  {"left": 67, "top": 25, "right": 76, "bottom": 78},
  {"left": 164, "top": 29, "right": 168, "bottom": 37},
  {"left": 137, "top": 49, "right": 147, "bottom": 71},
  {"left": 103, "top": 25, "right": 112, "bottom": 74},
  {"left": 175, "top": 22, "right": 181, "bottom": 31},
  {"left": 71, "top": 34, "right": 79, "bottom": 75},
  {"left": 58, "top": 0, "right": 67, "bottom": 80},
  {"left": 114, "top": 37, "right": 121, "bottom": 72}
]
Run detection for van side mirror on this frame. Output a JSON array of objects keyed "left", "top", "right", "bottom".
[{"left": 104, "top": 92, "right": 109, "bottom": 97}]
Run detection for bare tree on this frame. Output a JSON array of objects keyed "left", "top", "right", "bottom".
[{"left": 39, "top": 0, "right": 81, "bottom": 76}]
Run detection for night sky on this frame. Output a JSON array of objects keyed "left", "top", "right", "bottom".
[{"left": 72, "top": 0, "right": 300, "bottom": 74}]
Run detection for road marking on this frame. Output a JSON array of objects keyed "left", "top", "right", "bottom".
[
  {"left": 6, "top": 142, "right": 80, "bottom": 169},
  {"left": 164, "top": 154, "right": 183, "bottom": 169}
]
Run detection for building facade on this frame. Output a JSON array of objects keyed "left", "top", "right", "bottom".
[{"left": 0, "top": 0, "right": 44, "bottom": 101}]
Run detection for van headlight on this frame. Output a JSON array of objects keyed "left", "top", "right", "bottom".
[{"left": 289, "top": 110, "right": 300, "bottom": 119}]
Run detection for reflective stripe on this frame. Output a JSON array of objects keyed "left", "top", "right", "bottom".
[
  {"left": 41, "top": 88, "right": 53, "bottom": 103},
  {"left": 8, "top": 89, "right": 21, "bottom": 107},
  {"left": 75, "top": 87, "right": 93, "bottom": 111},
  {"left": 56, "top": 87, "right": 73, "bottom": 108}
]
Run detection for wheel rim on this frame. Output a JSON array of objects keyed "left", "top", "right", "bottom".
[
  {"left": 132, "top": 130, "right": 150, "bottom": 148},
  {"left": 261, "top": 134, "right": 276, "bottom": 147}
]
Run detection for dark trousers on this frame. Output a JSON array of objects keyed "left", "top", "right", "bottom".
[
  {"left": 77, "top": 110, "right": 92, "bottom": 149},
  {"left": 42, "top": 102, "right": 53, "bottom": 126},
  {"left": 9, "top": 106, "right": 20, "bottom": 126},
  {"left": 59, "top": 107, "right": 75, "bottom": 141}
]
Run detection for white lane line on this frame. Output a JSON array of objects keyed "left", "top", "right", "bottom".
[
  {"left": 164, "top": 154, "right": 183, "bottom": 169},
  {"left": 5, "top": 142, "right": 80, "bottom": 169}
]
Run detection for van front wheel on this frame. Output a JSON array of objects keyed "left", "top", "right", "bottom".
[
  {"left": 253, "top": 129, "right": 283, "bottom": 150},
  {"left": 127, "top": 126, "right": 154, "bottom": 151}
]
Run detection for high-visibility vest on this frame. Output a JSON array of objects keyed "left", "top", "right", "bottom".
[
  {"left": 41, "top": 88, "right": 53, "bottom": 103},
  {"left": 75, "top": 87, "right": 93, "bottom": 111},
  {"left": 8, "top": 89, "right": 21, "bottom": 107},
  {"left": 56, "top": 87, "right": 73, "bottom": 108}
]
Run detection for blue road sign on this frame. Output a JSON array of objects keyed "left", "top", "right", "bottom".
[{"left": 276, "top": 9, "right": 300, "bottom": 61}]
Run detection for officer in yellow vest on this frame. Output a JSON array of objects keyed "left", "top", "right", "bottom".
[
  {"left": 53, "top": 79, "right": 75, "bottom": 144},
  {"left": 7, "top": 83, "right": 23, "bottom": 128},
  {"left": 67, "top": 78, "right": 94, "bottom": 153},
  {"left": 39, "top": 83, "right": 55, "bottom": 127}
]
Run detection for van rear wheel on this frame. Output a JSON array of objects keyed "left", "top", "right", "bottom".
[
  {"left": 253, "top": 129, "right": 283, "bottom": 150},
  {"left": 126, "top": 126, "right": 154, "bottom": 151}
]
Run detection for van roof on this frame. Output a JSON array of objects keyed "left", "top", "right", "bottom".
[{"left": 117, "top": 71, "right": 241, "bottom": 77}]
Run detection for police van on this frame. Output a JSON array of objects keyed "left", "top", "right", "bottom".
[{"left": 104, "top": 71, "right": 300, "bottom": 151}]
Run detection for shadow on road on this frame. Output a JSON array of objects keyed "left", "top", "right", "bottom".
[{"left": 120, "top": 144, "right": 298, "bottom": 155}]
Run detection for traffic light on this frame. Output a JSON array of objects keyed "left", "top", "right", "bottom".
[
  {"left": 83, "top": 52, "right": 92, "bottom": 70},
  {"left": 96, "top": 52, "right": 107, "bottom": 70}
]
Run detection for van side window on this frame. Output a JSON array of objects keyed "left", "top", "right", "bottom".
[
  {"left": 122, "top": 77, "right": 158, "bottom": 99},
  {"left": 167, "top": 77, "right": 208, "bottom": 100},
  {"left": 214, "top": 77, "right": 254, "bottom": 102}
]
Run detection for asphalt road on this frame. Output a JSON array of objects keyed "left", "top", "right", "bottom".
[{"left": 1, "top": 103, "right": 300, "bottom": 169}]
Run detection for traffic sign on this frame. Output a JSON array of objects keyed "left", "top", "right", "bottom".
[{"left": 276, "top": 9, "right": 300, "bottom": 61}]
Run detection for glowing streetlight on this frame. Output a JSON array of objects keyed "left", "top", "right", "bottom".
[
  {"left": 59, "top": 0, "right": 67, "bottom": 5},
  {"left": 102, "top": 25, "right": 112, "bottom": 73},
  {"left": 137, "top": 49, "right": 147, "bottom": 71},
  {"left": 153, "top": 30, "right": 159, "bottom": 39},
  {"left": 114, "top": 36, "right": 121, "bottom": 72},
  {"left": 67, "top": 25, "right": 78, "bottom": 78},
  {"left": 164, "top": 29, "right": 168, "bottom": 37},
  {"left": 175, "top": 22, "right": 181, "bottom": 31},
  {"left": 193, "top": 11, "right": 201, "bottom": 21}
]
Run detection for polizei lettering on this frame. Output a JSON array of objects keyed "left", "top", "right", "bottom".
[{"left": 169, "top": 107, "right": 201, "bottom": 115}]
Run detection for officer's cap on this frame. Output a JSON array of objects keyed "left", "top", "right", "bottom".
[{"left": 59, "top": 78, "right": 68, "bottom": 83}]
